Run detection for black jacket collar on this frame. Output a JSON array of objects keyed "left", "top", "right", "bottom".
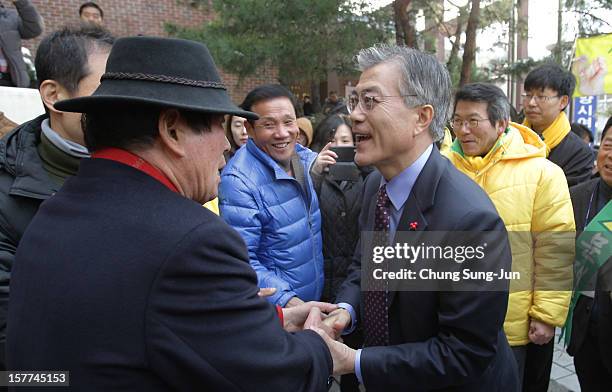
[{"left": 0, "top": 114, "right": 58, "bottom": 199}]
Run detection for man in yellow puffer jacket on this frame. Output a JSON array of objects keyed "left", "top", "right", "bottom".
[{"left": 443, "top": 83, "right": 575, "bottom": 390}]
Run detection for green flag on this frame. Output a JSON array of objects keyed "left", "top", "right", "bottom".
[{"left": 563, "top": 200, "right": 612, "bottom": 345}]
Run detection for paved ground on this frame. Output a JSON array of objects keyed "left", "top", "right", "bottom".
[{"left": 549, "top": 328, "right": 581, "bottom": 392}]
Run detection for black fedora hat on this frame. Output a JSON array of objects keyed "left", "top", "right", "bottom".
[{"left": 55, "top": 36, "right": 258, "bottom": 120}]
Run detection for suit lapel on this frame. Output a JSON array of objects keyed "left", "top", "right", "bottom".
[
  {"left": 359, "top": 147, "right": 448, "bottom": 309},
  {"left": 393, "top": 146, "right": 447, "bottom": 236},
  {"left": 394, "top": 196, "right": 428, "bottom": 234},
  {"left": 387, "top": 146, "right": 445, "bottom": 305}
]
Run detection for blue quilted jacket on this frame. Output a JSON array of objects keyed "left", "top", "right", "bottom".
[{"left": 219, "top": 140, "right": 324, "bottom": 306}]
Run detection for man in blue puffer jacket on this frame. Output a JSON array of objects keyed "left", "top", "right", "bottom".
[{"left": 220, "top": 85, "right": 329, "bottom": 308}]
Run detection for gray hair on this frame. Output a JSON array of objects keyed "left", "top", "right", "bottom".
[
  {"left": 356, "top": 44, "right": 451, "bottom": 142},
  {"left": 453, "top": 83, "right": 511, "bottom": 124}
]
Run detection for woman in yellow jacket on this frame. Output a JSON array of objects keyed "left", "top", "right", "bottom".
[{"left": 443, "top": 83, "right": 575, "bottom": 389}]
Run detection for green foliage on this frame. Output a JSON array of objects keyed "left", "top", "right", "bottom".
[
  {"left": 448, "top": 61, "right": 488, "bottom": 86},
  {"left": 448, "top": 62, "right": 461, "bottom": 86},
  {"left": 479, "top": 0, "right": 513, "bottom": 27},
  {"left": 485, "top": 57, "right": 544, "bottom": 84},
  {"left": 166, "top": 0, "right": 392, "bottom": 84}
]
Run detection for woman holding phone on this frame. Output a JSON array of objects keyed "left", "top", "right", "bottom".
[
  {"left": 312, "top": 114, "right": 364, "bottom": 301},
  {"left": 312, "top": 114, "right": 368, "bottom": 391}
]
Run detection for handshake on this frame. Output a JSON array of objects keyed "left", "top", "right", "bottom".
[
  {"left": 259, "top": 289, "right": 356, "bottom": 376},
  {"left": 283, "top": 300, "right": 357, "bottom": 376}
]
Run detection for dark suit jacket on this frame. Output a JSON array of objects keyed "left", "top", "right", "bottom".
[
  {"left": 336, "top": 146, "right": 517, "bottom": 392},
  {"left": 548, "top": 131, "right": 594, "bottom": 187},
  {"left": 7, "top": 158, "right": 332, "bottom": 391},
  {"left": 570, "top": 178, "right": 609, "bottom": 233},
  {"left": 567, "top": 178, "right": 612, "bottom": 368}
]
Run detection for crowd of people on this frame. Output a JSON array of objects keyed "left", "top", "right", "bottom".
[
  {"left": 0, "top": 2, "right": 610, "bottom": 392},
  {"left": 0, "top": 1, "right": 105, "bottom": 139}
]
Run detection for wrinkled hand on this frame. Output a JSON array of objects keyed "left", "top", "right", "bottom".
[
  {"left": 310, "top": 326, "right": 356, "bottom": 376},
  {"left": 282, "top": 301, "right": 338, "bottom": 333},
  {"left": 528, "top": 319, "right": 555, "bottom": 345},
  {"left": 302, "top": 306, "right": 338, "bottom": 340},
  {"left": 322, "top": 308, "right": 351, "bottom": 340},
  {"left": 285, "top": 296, "right": 305, "bottom": 308},
  {"left": 258, "top": 287, "right": 276, "bottom": 297},
  {"left": 311, "top": 142, "right": 338, "bottom": 175}
]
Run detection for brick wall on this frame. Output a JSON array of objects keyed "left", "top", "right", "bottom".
[{"left": 23, "top": 0, "right": 278, "bottom": 102}]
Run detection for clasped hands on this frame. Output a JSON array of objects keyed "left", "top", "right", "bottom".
[
  {"left": 258, "top": 288, "right": 356, "bottom": 375},
  {"left": 283, "top": 301, "right": 357, "bottom": 376}
]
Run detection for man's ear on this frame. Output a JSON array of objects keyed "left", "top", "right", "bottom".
[
  {"left": 39, "top": 80, "right": 69, "bottom": 114},
  {"left": 496, "top": 118, "right": 509, "bottom": 137},
  {"left": 414, "top": 104, "right": 434, "bottom": 137},
  {"left": 559, "top": 95, "right": 570, "bottom": 111},
  {"left": 158, "top": 109, "right": 186, "bottom": 157},
  {"left": 245, "top": 120, "right": 255, "bottom": 139}
]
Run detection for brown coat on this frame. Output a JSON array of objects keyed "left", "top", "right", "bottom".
[{"left": 0, "top": 112, "right": 17, "bottom": 138}]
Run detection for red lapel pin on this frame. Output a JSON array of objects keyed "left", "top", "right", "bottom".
[{"left": 409, "top": 221, "right": 418, "bottom": 231}]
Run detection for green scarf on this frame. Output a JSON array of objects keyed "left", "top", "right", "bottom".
[
  {"left": 563, "top": 200, "right": 612, "bottom": 345},
  {"left": 450, "top": 128, "right": 508, "bottom": 173}
]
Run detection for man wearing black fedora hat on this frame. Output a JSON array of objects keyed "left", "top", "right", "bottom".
[{"left": 6, "top": 36, "right": 335, "bottom": 391}]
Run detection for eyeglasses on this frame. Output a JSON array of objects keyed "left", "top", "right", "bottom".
[
  {"left": 521, "top": 94, "right": 560, "bottom": 103},
  {"left": 347, "top": 91, "right": 417, "bottom": 113},
  {"left": 254, "top": 118, "right": 297, "bottom": 131},
  {"left": 451, "top": 118, "right": 490, "bottom": 130}
]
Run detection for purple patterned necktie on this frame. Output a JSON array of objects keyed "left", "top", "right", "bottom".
[{"left": 363, "top": 184, "right": 390, "bottom": 347}]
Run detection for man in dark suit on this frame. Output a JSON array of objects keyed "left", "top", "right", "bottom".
[
  {"left": 311, "top": 44, "right": 518, "bottom": 391},
  {"left": 7, "top": 36, "right": 335, "bottom": 391},
  {"left": 567, "top": 119, "right": 612, "bottom": 391}
]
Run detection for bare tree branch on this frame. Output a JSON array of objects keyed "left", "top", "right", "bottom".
[
  {"left": 568, "top": 9, "right": 612, "bottom": 28},
  {"left": 420, "top": 1, "right": 454, "bottom": 38},
  {"left": 447, "top": 0, "right": 463, "bottom": 9}
]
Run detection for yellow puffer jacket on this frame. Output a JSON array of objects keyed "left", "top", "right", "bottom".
[
  {"left": 203, "top": 197, "right": 219, "bottom": 215},
  {"left": 443, "top": 123, "right": 575, "bottom": 346},
  {"left": 438, "top": 127, "right": 453, "bottom": 155}
]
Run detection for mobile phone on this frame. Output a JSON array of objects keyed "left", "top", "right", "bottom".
[
  {"left": 329, "top": 146, "right": 359, "bottom": 181},
  {"left": 330, "top": 146, "right": 356, "bottom": 162}
]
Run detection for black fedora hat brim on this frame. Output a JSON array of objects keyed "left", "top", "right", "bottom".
[{"left": 54, "top": 79, "right": 258, "bottom": 121}]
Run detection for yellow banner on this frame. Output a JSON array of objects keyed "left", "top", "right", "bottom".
[{"left": 572, "top": 33, "right": 612, "bottom": 97}]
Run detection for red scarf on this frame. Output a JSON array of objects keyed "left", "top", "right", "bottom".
[
  {"left": 94, "top": 148, "right": 285, "bottom": 326},
  {"left": 92, "top": 148, "right": 179, "bottom": 193}
]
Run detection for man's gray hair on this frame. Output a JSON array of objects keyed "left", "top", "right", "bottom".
[
  {"left": 453, "top": 83, "right": 511, "bottom": 124},
  {"left": 356, "top": 44, "right": 451, "bottom": 142}
]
